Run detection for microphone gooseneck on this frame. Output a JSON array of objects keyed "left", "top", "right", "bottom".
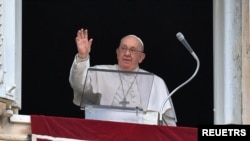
[{"left": 158, "top": 32, "right": 200, "bottom": 125}]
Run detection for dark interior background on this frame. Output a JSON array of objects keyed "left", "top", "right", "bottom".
[{"left": 21, "top": 0, "right": 213, "bottom": 127}]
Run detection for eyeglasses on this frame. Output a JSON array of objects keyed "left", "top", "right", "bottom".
[{"left": 119, "top": 47, "right": 142, "bottom": 54}]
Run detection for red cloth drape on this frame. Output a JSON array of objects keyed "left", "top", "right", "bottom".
[{"left": 31, "top": 115, "right": 197, "bottom": 141}]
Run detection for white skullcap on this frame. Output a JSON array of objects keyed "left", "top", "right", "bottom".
[{"left": 126, "top": 34, "right": 144, "bottom": 48}]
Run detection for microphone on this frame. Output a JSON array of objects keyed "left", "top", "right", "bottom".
[
  {"left": 176, "top": 32, "right": 194, "bottom": 54},
  {"left": 158, "top": 32, "right": 200, "bottom": 125}
]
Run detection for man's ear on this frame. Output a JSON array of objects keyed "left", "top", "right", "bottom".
[
  {"left": 139, "top": 53, "right": 145, "bottom": 63},
  {"left": 116, "top": 48, "right": 119, "bottom": 59}
]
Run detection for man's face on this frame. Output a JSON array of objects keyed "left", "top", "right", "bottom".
[{"left": 116, "top": 36, "right": 145, "bottom": 71}]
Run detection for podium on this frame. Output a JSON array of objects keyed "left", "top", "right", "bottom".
[
  {"left": 80, "top": 68, "right": 176, "bottom": 126},
  {"left": 30, "top": 115, "right": 198, "bottom": 141}
]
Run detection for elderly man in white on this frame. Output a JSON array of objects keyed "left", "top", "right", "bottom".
[{"left": 69, "top": 28, "right": 177, "bottom": 126}]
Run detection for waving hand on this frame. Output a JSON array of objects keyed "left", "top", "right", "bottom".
[{"left": 75, "top": 28, "right": 93, "bottom": 59}]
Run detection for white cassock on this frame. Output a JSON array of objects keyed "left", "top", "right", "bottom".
[{"left": 69, "top": 55, "right": 177, "bottom": 126}]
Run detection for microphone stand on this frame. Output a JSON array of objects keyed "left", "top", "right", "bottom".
[{"left": 158, "top": 52, "right": 200, "bottom": 125}]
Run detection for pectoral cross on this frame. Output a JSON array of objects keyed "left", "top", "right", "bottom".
[{"left": 119, "top": 98, "right": 129, "bottom": 107}]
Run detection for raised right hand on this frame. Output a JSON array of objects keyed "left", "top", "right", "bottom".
[{"left": 75, "top": 28, "right": 93, "bottom": 59}]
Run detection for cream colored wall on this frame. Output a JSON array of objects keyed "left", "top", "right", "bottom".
[
  {"left": 0, "top": 104, "right": 31, "bottom": 141},
  {"left": 242, "top": 0, "right": 250, "bottom": 124},
  {"left": 214, "top": 0, "right": 250, "bottom": 124}
]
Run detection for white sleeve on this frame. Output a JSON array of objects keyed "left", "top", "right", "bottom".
[{"left": 69, "top": 54, "right": 90, "bottom": 106}]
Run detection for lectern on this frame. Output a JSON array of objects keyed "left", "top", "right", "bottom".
[{"left": 80, "top": 68, "right": 159, "bottom": 125}]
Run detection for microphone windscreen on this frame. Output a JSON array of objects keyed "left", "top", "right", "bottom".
[{"left": 176, "top": 32, "right": 185, "bottom": 41}]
